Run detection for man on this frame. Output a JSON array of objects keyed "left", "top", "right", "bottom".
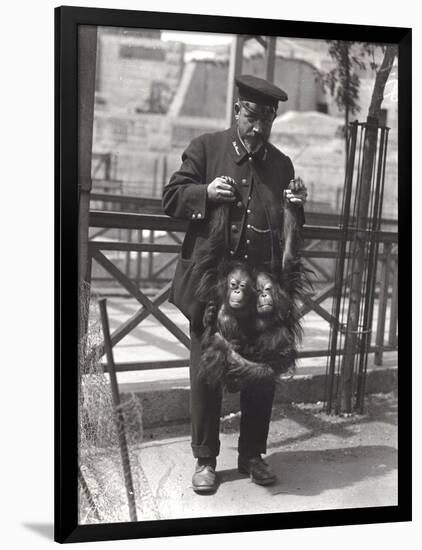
[{"left": 162, "top": 74, "right": 307, "bottom": 494}]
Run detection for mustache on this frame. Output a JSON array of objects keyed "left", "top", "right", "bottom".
[
  {"left": 244, "top": 134, "right": 264, "bottom": 142},
  {"left": 245, "top": 131, "right": 263, "bottom": 137}
]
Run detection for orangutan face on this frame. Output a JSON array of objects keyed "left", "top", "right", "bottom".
[
  {"left": 256, "top": 272, "right": 275, "bottom": 315},
  {"left": 227, "top": 268, "right": 254, "bottom": 311}
]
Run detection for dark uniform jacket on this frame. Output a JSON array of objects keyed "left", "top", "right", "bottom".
[{"left": 162, "top": 125, "right": 305, "bottom": 330}]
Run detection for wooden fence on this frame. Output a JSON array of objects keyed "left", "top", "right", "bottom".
[{"left": 87, "top": 206, "right": 398, "bottom": 373}]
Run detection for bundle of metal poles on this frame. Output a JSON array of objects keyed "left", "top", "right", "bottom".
[{"left": 325, "top": 118, "right": 390, "bottom": 414}]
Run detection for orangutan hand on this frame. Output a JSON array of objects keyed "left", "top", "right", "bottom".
[
  {"left": 284, "top": 177, "right": 308, "bottom": 205},
  {"left": 202, "top": 302, "right": 217, "bottom": 328}
]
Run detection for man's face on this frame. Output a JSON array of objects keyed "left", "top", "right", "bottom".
[{"left": 235, "top": 101, "right": 276, "bottom": 152}]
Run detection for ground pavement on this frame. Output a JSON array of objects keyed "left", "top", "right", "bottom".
[{"left": 80, "top": 393, "right": 397, "bottom": 524}]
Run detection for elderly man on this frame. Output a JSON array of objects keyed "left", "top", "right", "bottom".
[{"left": 162, "top": 74, "right": 307, "bottom": 494}]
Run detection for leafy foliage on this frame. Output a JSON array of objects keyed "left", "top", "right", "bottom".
[{"left": 322, "top": 41, "right": 385, "bottom": 118}]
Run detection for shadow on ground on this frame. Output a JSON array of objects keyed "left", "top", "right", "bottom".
[
  {"left": 80, "top": 393, "right": 398, "bottom": 523},
  {"left": 142, "top": 393, "right": 398, "bottom": 449},
  {"left": 216, "top": 444, "right": 397, "bottom": 496}
]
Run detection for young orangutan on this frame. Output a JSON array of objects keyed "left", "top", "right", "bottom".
[
  {"left": 196, "top": 261, "right": 272, "bottom": 390},
  {"left": 243, "top": 270, "right": 299, "bottom": 375},
  {"left": 193, "top": 185, "right": 311, "bottom": 391},
  {"left": 198, "top": 268, "right": 300, "bottom": 392}
]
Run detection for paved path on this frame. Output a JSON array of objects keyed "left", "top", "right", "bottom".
[{"left": 80, "top": 394, "right": 397, "bottom": 523}]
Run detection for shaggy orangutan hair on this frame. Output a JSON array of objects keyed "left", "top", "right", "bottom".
[{"left": 192, "top": 199, "right": 313, "bottom": 391}]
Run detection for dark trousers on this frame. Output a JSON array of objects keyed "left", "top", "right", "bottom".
[{"left": 189, "top": 329, "right": 276, "bottom": 459}]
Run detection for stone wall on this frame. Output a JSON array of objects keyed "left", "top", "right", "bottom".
[
  {"left": 96, "top": 28, "right": 184, "bottom": 113},
  {"left": 177, "top": 56, "right": 326, "bottom": 118},
  {"left": 92, "top": 109, "right": 397, "bottom": 218}
]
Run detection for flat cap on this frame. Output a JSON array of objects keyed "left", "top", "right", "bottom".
[{"left": 235, "top": 74, "right": 288, "bottom": 108}]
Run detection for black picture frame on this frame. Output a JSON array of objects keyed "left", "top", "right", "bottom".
[{"left": 55, "top": 5, "right": 412, "bottom": 543}]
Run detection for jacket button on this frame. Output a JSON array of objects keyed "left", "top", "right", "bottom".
[
  {"left": 191, "top": 213, "right": 197, "bottom": 219},
  {"left": 241, "top": 178, "right": 247, "bottom": 185},
  {"left": 230, "top": 250, "right": 234, "bottom": 255},
  {"left": 246, "top": 239, "right": 251, "bottom": 245},
  {"left": 237, "top": 201, "right": 243, "bottom": 208},
  {"left": 197, "top": 212, "right": 202, "bottom": 218},
  {"left": 247, "top": 224, "right": 251, "bottom": 229},
  {"left": 247, "top": 209, "right": 251, "bottom": 214},
  {"left": 244, "top": 254, "right": 248, "bottom": 259},
  {"left": 231, "top": 224, "right": 238, "bottom": 233}
]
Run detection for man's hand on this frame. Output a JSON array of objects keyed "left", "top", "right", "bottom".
[
  {"left": 284, "top": 177, "right": 308, "bottom": 205},
  {"left": 207, "top": 176, "right": 236, "bottom": 203}
]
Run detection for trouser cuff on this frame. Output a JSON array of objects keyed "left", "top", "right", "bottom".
[
  {"left": 238, "top": 444, "right": 267, "bottom": 458},
  {"left": 191, "top": 442, "right": 220, "bottom": 458}
]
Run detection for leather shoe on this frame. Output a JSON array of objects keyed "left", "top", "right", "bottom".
[
  {"left": 238, "top": 455, "right": 276, "bottom": 486},
  {"left": 192, "top": 458, "right": 217, "bottom": 494}
]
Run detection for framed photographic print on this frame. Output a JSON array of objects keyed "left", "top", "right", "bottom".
[{"left": 55, "top": 4, "right": 411, "bottom": 543}]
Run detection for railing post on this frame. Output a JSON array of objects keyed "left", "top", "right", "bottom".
[
  {"left": 265, "top": 36, "right": 277, "bottom": 83},
  {"left": 161, "top": 155, "right": 168, "bottom": 191},
  {"left": 388, "top": 252, "right": 398, "bottom": 347},
  {"left": 148, "top": 230, "right": 154, "bottom": 281},
  {"left": 105, "top": 153, "right": 111, "bottom": 181},
  {"left": 135, "top": 229, "right": 143, "bottom": 287},
  {"left": 78, "top": 25, "right": 97, "bottom": 339},
  {"left": 98, "top": 299, "right": 138, "bottom": 522},
  {"left": 125, "top": 229, "right": 132, "bottom": 279},
  {"left": 226, "top": 35, "right": 244, "bottom": 127},
  {"left": 375, "top": 242, "right": 392, "bottom": 365},
  {"left": 153, "top": 156, "right": 158, "bottom": 198}
]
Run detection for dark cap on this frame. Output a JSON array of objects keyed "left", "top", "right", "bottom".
[{"left": 235, "top": 74, "right": 288, "bottom": 108}]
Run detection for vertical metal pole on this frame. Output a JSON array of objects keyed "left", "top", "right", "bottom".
[
  {"left": 136, "top": 230, "right": 143, "bottom": 288},
  {"left": 148, "top": 230, "right": 154, "bottom": 282},
  {"left": 161, "top": 155, "right": 168, "bottom": 190},
  {"left": 226, "top": 35, "right": 244, "bottom": 127},
  {"left": 336, "top": 187, "right": 343, "bottom": 212},
  {"left": 265, "top": 36, "right": 276, "bottom": 83},
  {"left": 125, "top": 229, "right": 132, "bottom": 280},
  {"left": 338, "top": 117, "right": 379, "bottom": 413},
  {"left": 105, "top": 153, "right": 111, "bottom": 181},
  {"left": 78, "top": 26, "right": 97, "bottom": 340},
  {"left": 388, "top": 257, "right": 398, "bottom": 346},
  {"left": 77, "top": 30, "right": 98, "bottom": 504},
  {"left": 355, "top": 127, "right": 386, "bottom": 410},
  {"left": 98, "top": 299, "right": 138, "bottom": 523},
  {"left": 374, "top": 242, "right": 392, "bottom": 365},
  {"left": 153, "top": 156, "right": 158, "bottom": 198},
  {"left": 325, "top": 122, "right": 358, "bottom": 414},
  {"left": 78, "top": 26, "right": 97, "bottom": 292}
]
